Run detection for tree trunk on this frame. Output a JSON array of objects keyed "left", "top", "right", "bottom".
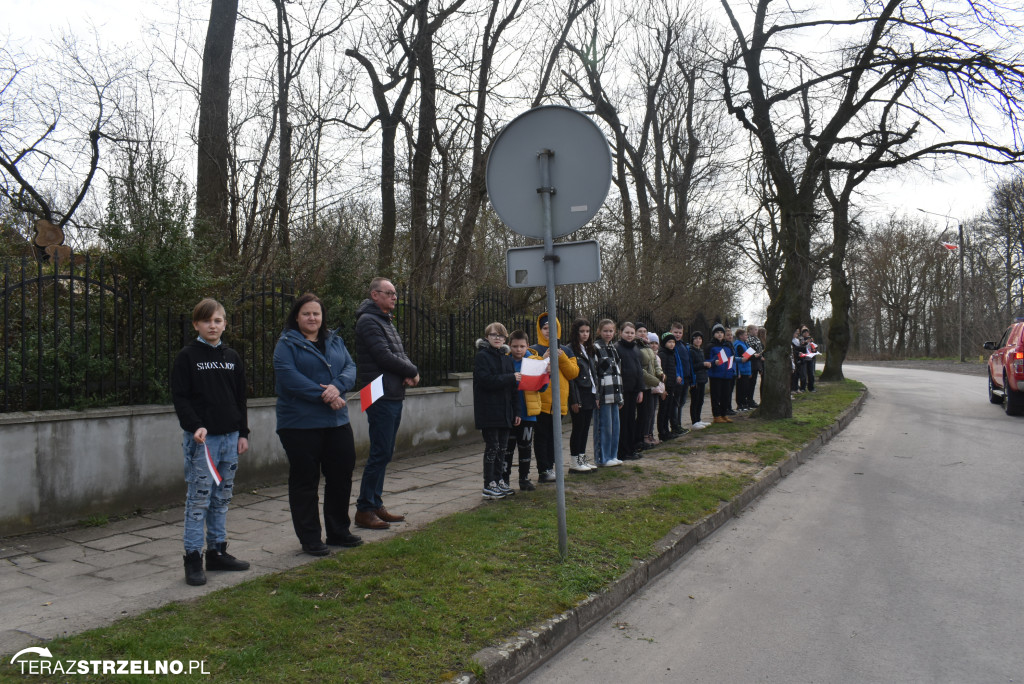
[
  {"left": 195, "top": 0, "right": 238, "bottom": 256},
  {"left": 409, "top": 0, "right": 436, "bottom": 291},
  {"left": 274, "top": 0, "right": 292, "bottom": 264}
]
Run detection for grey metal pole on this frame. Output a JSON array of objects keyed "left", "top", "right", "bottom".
[
  {"left": 538, "top": 148, "right": 569, "bottom": 559},
  {"left": 959, "top": 221, "right": 965, "bottom": 363}
]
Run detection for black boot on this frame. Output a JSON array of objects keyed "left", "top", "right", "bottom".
[
  {"left": 206, "top": 542, "right": 250, "bottom": 571},
  {"left": 184, "top": 550, "right": 206, "bottom": 586}
]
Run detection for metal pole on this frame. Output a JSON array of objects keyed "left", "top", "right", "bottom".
[
  {"left": 538, "top": 148, "right": 569, "bottom": 560},
  {"left": 959, "top": 221, "right": 965, "bottom": 363}
]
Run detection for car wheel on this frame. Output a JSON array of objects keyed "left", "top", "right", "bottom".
[
  {"left": 1003, "top": 374, "right": 1024, "bottom": 416},
  {"left": 989, "top": 373, "right": 1003, "bottom": 404}
]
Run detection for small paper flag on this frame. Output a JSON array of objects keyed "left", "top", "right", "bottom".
[{"left": 360, "top": 374, "right": 385, "bottom": 412}]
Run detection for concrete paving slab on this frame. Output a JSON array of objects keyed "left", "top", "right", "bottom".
[
  {"left": 16, "top": 560, "right": 98, "bottom": 581},
  {"left": 139, "top": 508, "right": 186, "bottom": 524},
  {"left": 244, "top": 509, "right": 293, "bottom": 525},
  {"left": 81, "top": 533, "right": 154, "bottom": 552},
  {"left": 94, "top": 561, "right": 170, "bottom": 582},
  {"left": 0, "top": 629, "right": 37, "bottom": 657},
  {"left": 59, "top": 526, "right": 129, "bottom": 543},
  {"left": 31, "top": 545, "right": 91, "bottom": 563},
  {"left": 133, "top": 524, "right": 182, "bottom": 541},
  {"left": 252, "top": 484, "right": 289, "bottom": 498},
  {"left": 74, "top": 548, "right": 151, "bottom": 570},
  {"left": 1, "top": 536, "right": 67, "bottom": 556}
]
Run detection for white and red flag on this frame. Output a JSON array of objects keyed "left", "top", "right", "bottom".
[
  {"left": 717, "top": 348, "right": 729, "bottom": 366},
  {"left": 518, "top": 357, "right": 549, "bottom": 392},
  {"left": 741, "top": 347, "right": 754, "bottom": 361},
  {"left": 940, "top": 241, "right": 958, "bottom": 251},
  {"left": 360, "top": 375, "right": 385, "bottom": 412},
  {"left": 202, "top": 443, "right": 222, "bottom": 486}
]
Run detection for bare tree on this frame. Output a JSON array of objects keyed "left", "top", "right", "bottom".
[
  {"left": 719, "top": 0, "right": 1024, "bottom": 417},
  {"left": 195, "top": 0, "right": 238, "bottom": 258}
]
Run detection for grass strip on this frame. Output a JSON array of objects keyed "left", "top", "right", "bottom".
[{"left": 13, "top": 379, "right": 863, "bottom": 683}]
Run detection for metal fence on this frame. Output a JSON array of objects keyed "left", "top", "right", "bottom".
[
  {"left": 1, "top": 254, "right": 295, "bottom": 413},
  {"left": 1, "top": 255, "right": 730, "bottom": 413}
]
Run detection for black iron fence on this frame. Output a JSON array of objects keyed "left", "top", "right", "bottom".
[
  {"left": 1, "top": 254, "right": 295, "bottom": 413},
  {"left": 1, "top": 255, "right": 729, "bottom": 413}
]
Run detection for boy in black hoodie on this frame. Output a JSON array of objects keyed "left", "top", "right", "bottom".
[{"left": 171, "top": 298, "right": 250, "bottom": 587}]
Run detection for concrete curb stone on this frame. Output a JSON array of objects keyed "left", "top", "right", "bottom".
[{"left": 464, "top": 387, "right": 868, "bottom": 684}]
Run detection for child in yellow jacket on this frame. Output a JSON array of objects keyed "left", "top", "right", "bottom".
[{"left": 528, "top": 312, "right": 579, "bottom": 482}]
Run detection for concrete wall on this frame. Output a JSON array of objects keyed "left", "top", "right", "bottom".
[{"left": 0, "top": 373, "right": 476, "bottom": 536}]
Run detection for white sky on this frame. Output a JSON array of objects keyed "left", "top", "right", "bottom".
[{"left": 3, "top": 0, "right": 1013, "bottom": 324}]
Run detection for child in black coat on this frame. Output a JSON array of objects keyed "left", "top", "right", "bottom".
[{"left": 473, "top": 322, "right": 521, "bottom": 499}]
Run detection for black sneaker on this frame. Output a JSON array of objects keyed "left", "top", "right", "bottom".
[
  {"left": 184, "top": 550, "right": 206, "bottom": 586},
  {"left": 519, "top": 479, "right": 536, "bottom": 491},
  {"left": 206, "top": 542, "right": 250, "bottom": 571}
]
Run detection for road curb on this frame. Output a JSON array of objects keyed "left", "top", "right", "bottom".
[{"left": 464, "top": 388, "right": 868, "bottom": 683}]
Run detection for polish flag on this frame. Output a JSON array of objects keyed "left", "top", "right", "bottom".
[
  {"left": 202, "top": 443, "right": 222, "bottom": 486},
  {"left": 360, "top": 375, "right": 385, "bottom": 412},
  {"left": 518, "top": 357, "right": 549, "bottom": 392},
  {"left": 727, "top": 355, "right": 734, "bottom": 370},
  {"left": 717, "top": 348, "right": 729, "bottom": 366},
  {"left": 741, "top": 347, "right": 754, "bottom": 361},
  {"left": 940, "top": 241, "right": 958, "bottom": 250}
]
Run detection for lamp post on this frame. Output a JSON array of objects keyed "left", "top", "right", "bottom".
[{"left": 918, "top": 208, "right": 965, "bottom": 362}]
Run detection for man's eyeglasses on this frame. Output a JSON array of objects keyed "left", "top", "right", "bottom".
[{"left": 375, "top": 290, "right": 398, "bottom": 298}]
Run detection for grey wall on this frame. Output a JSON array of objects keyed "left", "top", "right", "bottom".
[{"left": 0, "top": 373, "right": 475, "bottom": 536}]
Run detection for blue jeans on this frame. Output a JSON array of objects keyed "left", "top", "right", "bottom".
[
  {"left": 592, "top": 402, "right": 620, "bottom": 465},
  {"left": 183, "top": 431, "right": 239, "bottom": 553},
  {"left": 357, "top": 399, "right": 403, "bottom": 511}
]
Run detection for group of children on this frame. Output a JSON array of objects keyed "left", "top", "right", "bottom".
[
  {"left": 791, "top": 326, "right": 818, "bottom": 393},
  {"left": 471, "top": 315, "right": 770, "bottom": 498}
]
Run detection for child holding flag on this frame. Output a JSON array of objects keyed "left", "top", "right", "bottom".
[
  {"left": 733, "top": 327, "right": 755, "bottom": 410},
  {"left": 505, "top": 330, "right": 545, "bottom": 491},
  {"left": 171, "top": 298, "right": 250, "bottom": 586},
  {"left": 474, "top": 323, "right": 521, "bottom": 499},
  {"left": 706, "top": 323, "right": 735, "bottom": 423}
]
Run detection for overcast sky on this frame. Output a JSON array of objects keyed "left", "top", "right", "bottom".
[{"left": 3, "top": 0, "right": 1011, "bottom": 322}]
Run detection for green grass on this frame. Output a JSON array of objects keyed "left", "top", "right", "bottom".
[{"left": 5, "top": 378, "right": 863, "bottom": 683}]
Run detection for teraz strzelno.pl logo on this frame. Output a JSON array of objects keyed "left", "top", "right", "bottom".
[{"left": 9, "top": 646, "right": 210, "bottom": 676}]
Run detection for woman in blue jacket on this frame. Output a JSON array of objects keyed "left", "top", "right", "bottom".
[{"left": 273, "top": 293, "right": 362, "bottom": 556}]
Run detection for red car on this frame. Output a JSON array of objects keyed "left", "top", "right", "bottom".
[{"left": 984, "top": 319, "right": 1024, "bottom": 415}]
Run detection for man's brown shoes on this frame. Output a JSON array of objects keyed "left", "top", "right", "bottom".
[
  {"left": 354, "top": 510, "right": 389, "bottom": 530},
  {"left": 375, "top": 506, "right": 405, "bottom": 523}
]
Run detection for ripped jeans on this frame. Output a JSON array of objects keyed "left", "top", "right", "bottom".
[{"left": 183, "top": 431, "right": 239, "bottom": 553}]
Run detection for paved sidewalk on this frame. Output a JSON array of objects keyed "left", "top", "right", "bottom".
[{"left": 1, "top": 431, "right": 540, "bottom": 656}]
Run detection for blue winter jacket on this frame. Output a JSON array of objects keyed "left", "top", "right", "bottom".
[
  {"left": 706, "top": 338, "right": 735, "bottom": 380},
  {"left": 733, "top": 340, "right": 752, "bottom": 376},
  {"left": 273, "top": 328, "right": 357, "bottom": 430},
  {"left": 675, "top": 342, "right": 695, "bottom": 384}
]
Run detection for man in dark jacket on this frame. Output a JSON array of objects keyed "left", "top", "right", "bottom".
[{"left": 353, "top": 277, "right": 420, "bottom": 530}]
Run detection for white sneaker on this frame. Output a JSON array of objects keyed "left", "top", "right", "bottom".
[
  {"left": 605, "top": 458, "right": 623, "bottom": 467},
  {"left": 692, "top": 422, "right": 707, "bottom": 430},
  {"left": 581, "top": 453, "right": 596, "bottom": 470},
  {"left": 569, "top": 454, "right": 590, "bottom": 473}
]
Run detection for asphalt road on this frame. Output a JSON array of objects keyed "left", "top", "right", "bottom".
[{"left": 524, "top": 365, "right": 1024, "bottom": 684}]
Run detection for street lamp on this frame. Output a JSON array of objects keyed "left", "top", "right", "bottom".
[{"left": 918, "top": 208, "right": 965, "bottom": 362}]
